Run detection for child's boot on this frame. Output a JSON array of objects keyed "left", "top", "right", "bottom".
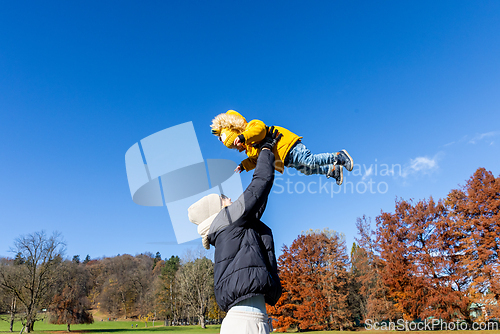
[
  {"left": 335, "top": 150, "right": 353, "bottom": 172},
  {"left": 327, "top": 165, "right": 343, "bottom": 185}
]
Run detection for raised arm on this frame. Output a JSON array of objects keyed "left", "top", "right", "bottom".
[
  {"left": 226, "top": 127, "right": 282, "bottom": 226},
  {"left": 226, "top": 149, "right": 275, "bottom": 226}
]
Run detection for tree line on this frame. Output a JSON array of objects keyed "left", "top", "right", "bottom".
[
  {"left": 1, "top": 167, "right": 499, "bottom": 332},
  {"left": 0, "top": 236, "right": 222, "bottom": 332},
  {"left": 268, "top": 167, "right": 500, "bottom": 331}
]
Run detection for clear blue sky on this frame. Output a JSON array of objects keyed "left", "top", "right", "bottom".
[{"left": 1, "top": 1, "right": 499, "bottom": 260}]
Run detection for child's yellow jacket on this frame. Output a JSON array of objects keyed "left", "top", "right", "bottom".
[{"left": 240, "top": 119, "right": 302, "bottom": 173}]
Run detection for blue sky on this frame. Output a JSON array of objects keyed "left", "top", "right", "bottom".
[{"left": 1, "top": 1, "right": 499, "bottom": 260}]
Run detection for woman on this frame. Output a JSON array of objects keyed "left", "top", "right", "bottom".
[{"left": 188, "top": 128, "right": 282, "bottom": 333}]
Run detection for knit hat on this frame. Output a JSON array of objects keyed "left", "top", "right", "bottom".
[
  {"left": 226, "top": 110, "right": 247, "bottom": 123},
  {"left": 188, "top": 194, "right": 222, "bottom": 249},
  {"left": 219, "top": 128, "right": 240, "bottom": 149}
]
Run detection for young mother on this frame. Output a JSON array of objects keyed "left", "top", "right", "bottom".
[{"left": 188, "top": 128, "right": 283, "bottom": 334}]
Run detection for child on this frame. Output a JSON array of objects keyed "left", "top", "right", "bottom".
[{"left": 210, "top": 110, "right": 353, "bottom": 185}]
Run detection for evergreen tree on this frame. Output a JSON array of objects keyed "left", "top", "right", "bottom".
[
  {"left": 153, "top": 252, "right": 161, "bottom": 269},
  {"left": 82, "top": 255, "right": 91, "bottom": 265}
]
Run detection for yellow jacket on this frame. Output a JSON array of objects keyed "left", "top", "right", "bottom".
[{"left": 239, "top": 119, "right": 302, "bottom": 173}]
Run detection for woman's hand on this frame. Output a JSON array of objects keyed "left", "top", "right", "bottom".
[{"left": 259, "top": 126, "right": 282, "bottom": 150}]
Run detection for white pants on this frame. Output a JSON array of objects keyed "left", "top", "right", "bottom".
[{"left": 220, "top": 309, "right": 270, "bottom": 334}]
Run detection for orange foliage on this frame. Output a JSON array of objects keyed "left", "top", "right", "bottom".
[
  {"left": 269, "top": 168, "right": 500, "bottom": 325},
  {"left": 268, "top": 229, "right": 350, "bottom": 332},
  {"left": 376, "top": 168, "right": 500, "bottom": 322}
]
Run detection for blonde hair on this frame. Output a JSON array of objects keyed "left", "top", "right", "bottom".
[{"left": 210, "top": 112, "right": 247, "bottom": 136}]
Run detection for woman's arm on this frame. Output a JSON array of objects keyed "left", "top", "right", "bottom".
[
  {"left": 226, "top": 148, "right": 275, "bottom": 226},
  {"left": 225, "top": 127, "right": 282, "bottom": 226}
]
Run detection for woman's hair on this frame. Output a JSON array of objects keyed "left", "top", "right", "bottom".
[{"left": 210, "top": 113, "right": 247, "bottom": 135}]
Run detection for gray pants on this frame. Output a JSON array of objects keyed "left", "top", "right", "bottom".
[{"left": 220, "top": 309, "right": 270, "bottom": 334}]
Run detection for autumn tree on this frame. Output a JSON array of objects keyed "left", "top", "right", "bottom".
[
  {"left": 96, "top": 253, "right": 155, "bottom": 318},
  {"left": 135, "top": 253, "right": 160, "bottom": 321},
  {"left": 319, "top": 229, "right": 351, "bottom": 330},
  {"left": 0, "top": 257, "right": 22, "bottom": 332},
  {"left": 446, "top": 167, "right": 500, "bottom": 318},
  {"left": 84, "top": 253, "right": 182, "bottom": 322},
  {"left": 376, "top": 197, "right": 472, "bottom": 323},
  {"left": 207, "top": 294, "right": 225, "bottom": 323},
  {"left": 353, "top": 216, "right": 399, "bottom": 324},
  {"left": 84, "top": 258, "right": 105, "bottom": 311},
  {"left": 348, "top": 243, "right": 364, "bottom": 324},
  {"left": 140, "top": 257, "right": 165, "bottom": 325},
  {"left": 175, "top": 253, "right": 213, "bottom": 328},
  {"left": 270, "top": 168, "right": 499, "bottom": 326},
  {"left": 268, "top": 229, "right": 351, "bottom": 332},
  {"left": 48, "top": 260, "right": 93, "bottom": 331},
  {"left": 0, "top": 231, "right": 64, "bottom": 333},
  {"left": 266, "top": 242, "right": 299, "bottom": 332},
  {"left": 157, "top": 255, "right": 181, "bottom": 325},
  {"left": 289, "top": 232, "right": 330, "bottom": 331},
  {"left": 0, "top": 279, "right": 8, "bottom": 313}
]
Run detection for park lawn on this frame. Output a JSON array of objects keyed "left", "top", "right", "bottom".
[
  {"left": 0, "top": 320, "right": 221, "bottom": 334},
  {"left": 2, "top": 320, "right": 500, "bottom": 334}
]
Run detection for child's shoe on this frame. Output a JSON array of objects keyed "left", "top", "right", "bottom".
[
  {"left": 327, "top": 165, "right": 343, "bottom": 185},
  {"left": 335, "top": 150, "right": 353, "bottom": 172}
]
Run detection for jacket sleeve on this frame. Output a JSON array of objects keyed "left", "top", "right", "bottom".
[
  {"left": 254, "top": 197, "right": 267, "bottom": 220},
  {"left": 226, "top": 149, "right": 275, "bottom": 227},
  {"left": 242, "top": 120, "right": 267, "bottom": 144},
  {"left": 240, "top": 156, "right": 257, "bottom": 172}
]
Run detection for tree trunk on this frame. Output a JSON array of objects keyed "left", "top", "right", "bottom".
[
  {"left": 67, "top": 323, "right": 71, "bottom": 332},
  {"left": 169, "top": 283, "right": 173, "bottom": 325},
  {"left": 24, "top": 313, "right": 33, "bottom": 333},
  {"left": 24, "top": 318, "right": 34, "bottom": 333},
  {"left": 121, "top": 292, "right": 127, "bottom": 319},
  {"left": 10, "top": 297, "right": 16, "bottom": 332},
  {"left": 199, "top": 315, "right": 206, "bottom": 329},
  {"left": 10, "top": 315, "right": 14, "bottom": 333}
]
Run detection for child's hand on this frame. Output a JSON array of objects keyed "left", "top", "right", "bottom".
[
  {"left": 234, "top": 163, "right": 244, "bottom": 173},
  {"left": 233, "top": 136, "right": 242, "bottom": 148}
]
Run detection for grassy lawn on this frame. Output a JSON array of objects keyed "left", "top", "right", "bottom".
[
  {"left": 0, "top": 320, "right": 221, "bottom": 334},
  {"left": 2, "top": 320, "right": 500, "bottom": 334}
]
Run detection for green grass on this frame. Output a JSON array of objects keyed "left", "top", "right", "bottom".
[
  {"left": 0, "top": 319, "right": 221, "bottom": 334},
  {"left": 2, "top": 319, "right": 500, "bottom": 334}
]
